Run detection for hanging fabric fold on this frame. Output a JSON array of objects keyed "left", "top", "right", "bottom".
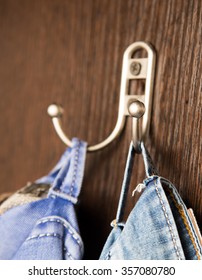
[{"left": 0, "top": 138, "right": 87, "bottom": 260}]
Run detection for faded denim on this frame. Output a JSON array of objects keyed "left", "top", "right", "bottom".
[
  {"left": 0, "top": 138, "right": 87, "bottom": 260},
  {"left": 100, "top": 142, "right": 202, "bottom": 260}
]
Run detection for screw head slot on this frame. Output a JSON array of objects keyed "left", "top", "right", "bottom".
[{"left": 130, "top": 62, "right": 141, "bottom": 76}]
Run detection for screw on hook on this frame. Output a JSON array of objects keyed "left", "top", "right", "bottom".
[{"left": 130, "top": 62, "right": 141, "bottom": 76}]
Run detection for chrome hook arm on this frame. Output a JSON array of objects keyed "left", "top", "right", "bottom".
[{"left": 47, "top": 41, "right": 156, "bottom": 152}]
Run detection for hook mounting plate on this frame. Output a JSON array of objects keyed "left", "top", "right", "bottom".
[{"left": 47, "top": 41, "right": 156, "bottom": 152}]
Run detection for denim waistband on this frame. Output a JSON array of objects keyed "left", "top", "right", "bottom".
[{"left": 115, "top": 142, "right": 158, "bottom": 224}]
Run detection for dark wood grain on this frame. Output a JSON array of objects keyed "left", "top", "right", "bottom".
[{"left": 0, "top": 0, "right": 201, "bottom": 259}]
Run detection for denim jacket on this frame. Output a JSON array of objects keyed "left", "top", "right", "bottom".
[
  {"left": 100, "top": 143, "right": 202, "bottom": 260},
  {"left": 0, "top": 138, "right": 87, "bottom": 260}
]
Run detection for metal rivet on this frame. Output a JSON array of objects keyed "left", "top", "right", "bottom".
[{"left": 130, "top": 62, "right": 141, "bottom": 76}]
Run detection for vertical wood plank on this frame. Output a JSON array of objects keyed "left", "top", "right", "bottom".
[{"left": 0, "top": 0, "right": 201, "bottom": 259}]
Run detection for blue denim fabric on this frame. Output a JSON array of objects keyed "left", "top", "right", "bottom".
[
  {"left": 0, "top": 138, "right": 87, "bottom": 260},
  {"left": 100, "top": 142, "right": 202, "bottom": 260}
]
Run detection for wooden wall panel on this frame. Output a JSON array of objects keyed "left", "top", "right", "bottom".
[{"left": 0, "top": 0, "right": 201, "bottom": 259}]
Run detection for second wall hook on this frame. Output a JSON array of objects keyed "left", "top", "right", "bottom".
[{"left": 47, "top": 41, "right": 156, "bottom": 152}]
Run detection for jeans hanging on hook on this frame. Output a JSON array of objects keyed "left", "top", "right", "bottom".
[
  {"left": 100, "top": 142, "right": 202, "bottom": 260},
  {"left": 0, "top": 138, "right": 87, "bottom": 260}
]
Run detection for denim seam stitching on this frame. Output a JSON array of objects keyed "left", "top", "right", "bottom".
[
  {"left": 26, "top": 233, "right": 62, "bottom": 241},
  {"left": 63, "top": 248, "right": 75, "bottom": 260},
  {"left": 26, "top": 233, "right": 76, "bottom": 260},
  {"left": 49, "top": 192, "right": 78, "bottom": 204},
  {"left": 154, "top": 180, "right": 181, "bottom": 260},
  {"left": 51, "top": 141, "right": 81, "bottom": 199},
  {"left": 37, "top": 218, "right": 82, "bottom": 248},
  {"left": 65, "top": 251, "right": 74, "bottom": 260},
  {"left": 166, "top": 188, "right": 201, "bottom": 260},
  {"left": 70, "top": 141, "right": 81, "bottom": 197}
]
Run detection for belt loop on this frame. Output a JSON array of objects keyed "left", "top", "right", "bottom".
[
  {"left": 141, "top": 142, "right": 158, "bottom": 177},
  {"left": 48, "top": 138, "right": 87, "bottom": 203},
  {"left": 115, "top": 142, "right": 135, "bottom": 224}
]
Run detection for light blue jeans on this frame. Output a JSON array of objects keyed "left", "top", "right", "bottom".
[
  {"left": 100, "top": 142, "right": 202, "bottom": 260},
  {"left": 0, "top": 138, "right": 87, "bottom": 260}
]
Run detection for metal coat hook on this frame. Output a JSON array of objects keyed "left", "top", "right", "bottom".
[{"left": 47, "top": 41, "right": 156, "bottom": 152}]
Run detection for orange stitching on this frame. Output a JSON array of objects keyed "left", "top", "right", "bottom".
[{"left": 165, "top": 187, "right": 200, "bottom": 260}]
